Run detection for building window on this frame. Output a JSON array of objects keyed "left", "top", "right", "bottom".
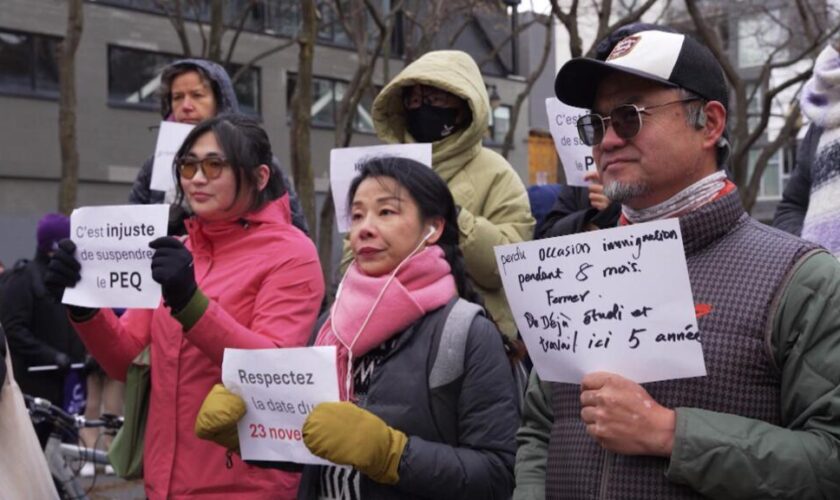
[
  {"left": 286, "top": 73, "right": 376, "bottom": 133},
  {"left": 487, "top": 105, "right": 512, "bottom": 145},
  {"left": 91, "top": 0, "right": 163, "bottom": 12},
  {"left": 749, "top": 148, "right": 784, "bottom": 200},
  {"left": 267, "top": 0, "right": 300, "bottom": 36},
  {"left": 227, "top": 63, "right": 261, "bottom": 116},
  {"left": 0, "top": 29, "right": 61, "bottom": 98},
  {"left": 107, "top": 45, "right": 261, "bottom": 115},
  {"left": 107, "top": 46, "right": 170, "bottom": 107}
]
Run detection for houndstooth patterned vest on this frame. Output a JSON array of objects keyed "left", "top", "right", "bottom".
[{"left": 545, "top": 190, "right": 820, "bottom": 500}]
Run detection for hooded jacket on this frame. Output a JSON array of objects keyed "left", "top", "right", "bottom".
[
  {"left": 344, "top": 50, "right": 534, "bottom": 338},
  {"left": 128, "top": 58, "right": 309, "bottom": 234},
  {"left": 71, "top": 195, "right": 325, "bottom": 499}
]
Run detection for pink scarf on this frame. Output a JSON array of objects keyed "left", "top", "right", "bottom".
[{"left": 315, "top": 246, "right": 457, "bottom": 400}]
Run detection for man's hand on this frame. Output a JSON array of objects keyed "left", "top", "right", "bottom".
[
  {"left": 579, "top": 372, "right": 675, "bottom": 457},
  {"left": 584, "top": 170, "right": 611, "bottom": 211}
]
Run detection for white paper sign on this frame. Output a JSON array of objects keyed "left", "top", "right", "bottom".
[
  {"left": 222, "top": 346, "right": 340, "bottom": 464},
  {"left": 495, "top": 219, "right": 705, "bottom": 384},
  {"left": 150, "top": 121, "right": 194, "bottom": 192},
  {"left": 63, "top": 204, "right": 168, "bottom": 309},
  {"left": 330, "top": 144, "right": 433, "bottom": 233},
  {"left": 546, "top": 97, "right": 596, "bottom": 187}
]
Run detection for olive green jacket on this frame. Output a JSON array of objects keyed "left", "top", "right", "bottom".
[
  {"left": 340, "top": 50, "right": 534, "bottom": 338},
  {"left": 514, "top": 251, "right": 840, "bottom": 499}
]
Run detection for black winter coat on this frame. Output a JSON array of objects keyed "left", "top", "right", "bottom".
[
  {"left": 772, "top": 125, "right": 823, "bottom": 236},
  {"left": 296, "top": 303, "right": 519, "bottom": 500},
  {"left": 536, "top": 185, "right": 621, "bottom": 239},
  {"left": 0, "top": 254, "right": 86, "bottom": 405}
]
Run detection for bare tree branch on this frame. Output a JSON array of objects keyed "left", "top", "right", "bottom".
[
  {"left": 447, "top": 16, "right": 474, "bottom": 46},
  {"left": 185, "top": 0, "right": 209, "bottom": 58},
  {"left": 743, "top": 100, "right": 801, "bottom": 209},
  {"left": 155, "top": 0, "right": 192, "bottom": 56},
  {"left": 476, "top": 17, "right": 540, "bottom": 69},
  {"left": 231, "top": 38, "right": 298, "bottom": 83},
  {"left": 225, "top": 0, "right": 259, "bottom": 66},
  {"left": 502, "top": 15, "right": 553, "bottom": 158},
  {"left": 684, "top": 0, "right": 741, "bottom": 88}
]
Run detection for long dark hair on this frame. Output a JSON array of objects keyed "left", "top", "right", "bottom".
[
  {"left": 174, "top": 113, "right": 286, "bottom": 213},
  {"left": 348, "top": 156, "right": 527, "bottom": 363},
  {"left": 347, "top": 156, "right": 483, "bottom": 306}
]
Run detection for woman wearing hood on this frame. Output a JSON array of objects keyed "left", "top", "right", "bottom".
[
  {"left": 128, "top": 58, "right": 310, "bottom": 235},
  {"left": 341, "top": 50, "right": 534, "bottom": 340}
]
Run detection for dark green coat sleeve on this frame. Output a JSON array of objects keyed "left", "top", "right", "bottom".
[
  {"left": 666, "top": 251, "right": 840, "bottom": 499},
  {"left": 513, "top": 370, "right": 554, "bottom": 500}
]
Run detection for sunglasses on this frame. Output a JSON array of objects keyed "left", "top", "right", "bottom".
[
  {"left": 576, "top": 97, "right": 701, "bottom": 146},
  {"left": 175, "top": 156, "right": 230, "bottom": 180}
]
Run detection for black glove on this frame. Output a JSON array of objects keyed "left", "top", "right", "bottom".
[
  {"left": 45, "top": 239, "right": 81, "bottom": 301},
  {"left": 45, "top": 239, "right": 96, "bottom": 318},
  {"left": 54, "top": 352, "right": 71, "bottom": 375},
  {"left": 149, "top": 236, "right": 197, "bottom": 312}
]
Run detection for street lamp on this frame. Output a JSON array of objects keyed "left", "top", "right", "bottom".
[{"left": 503, "top": 0, "right": 522, "bottom": 76}]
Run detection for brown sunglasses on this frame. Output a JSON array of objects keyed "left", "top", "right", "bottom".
[{"left": 175, "top": 156, "right": 230, "bottom": 180}]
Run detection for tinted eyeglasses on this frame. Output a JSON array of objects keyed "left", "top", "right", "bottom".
[
  {"left": 402, "top": 86, "right": 454, "bottom": 109},
  {"left": 175, "top": 156, "right": 230, "bottom": 180},
  {"left": 576, "top": 97, "right": 701, "bottom": 146}
]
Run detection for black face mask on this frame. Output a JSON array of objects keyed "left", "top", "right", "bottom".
[{"left": 406, "top": 103, "right": 460, "bottom": 143}]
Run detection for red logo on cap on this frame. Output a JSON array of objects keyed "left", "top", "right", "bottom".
[{"left": 608, "top": 35, "right": 641, "bottom": 60}]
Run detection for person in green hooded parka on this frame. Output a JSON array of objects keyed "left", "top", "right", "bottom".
[{"left": 341, "top": 50, "right": 534, "bottom": 339}]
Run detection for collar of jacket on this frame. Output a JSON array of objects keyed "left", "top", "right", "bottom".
[
  {"left": 678, "top": 184, "right": 745, "bottom": 257},
  {"left": 184, "top": 193, "right": 291, "bottom": 254}
]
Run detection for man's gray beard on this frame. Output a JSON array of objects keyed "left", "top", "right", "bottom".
[{"left": 603, "top": 181, "right": 649, "bottom": 204}]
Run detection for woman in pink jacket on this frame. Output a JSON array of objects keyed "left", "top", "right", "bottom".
[{"left": 45, "top": 114, "right": 325, "bottom": 499}]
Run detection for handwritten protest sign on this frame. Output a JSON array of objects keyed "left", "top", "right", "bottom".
[
  {"left": 150, "top": 121, "right": 194, "bottom": 192},
  {"left": 62, "top": 204, "right": 168, "bottom": 309},
  {"left": 546, "top": 97, "right": 595, "bottom": 187},
  {"left": 495, "top": 218, "right": 705, "bottom": 384},
  {"left": 330, "top": 144, "right": 432, "bottom": 233},
  {"left": 222, "top": 346, "right": 340, "bottom": 464}
]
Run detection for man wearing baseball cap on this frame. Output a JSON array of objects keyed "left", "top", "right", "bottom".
[{"left": 514, "top": 27, "right": 840, "bottom": 499}]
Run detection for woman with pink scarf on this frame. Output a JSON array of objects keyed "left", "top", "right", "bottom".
[{"left": 197, "top": 157, "right": 519, "bottom": 499}]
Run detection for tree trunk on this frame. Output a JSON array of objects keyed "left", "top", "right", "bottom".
[
  {"left": 290, "top": 0, "right": 318, "bottom": 234},
  {"left": 207, "top": 0, "right": 225, "bottom": 62},
  {"left": 57, "top": 0, "right": 83, "bottom": 215},
  {"left": 317, "top": 192, "right": 336, "bottom": 291}
]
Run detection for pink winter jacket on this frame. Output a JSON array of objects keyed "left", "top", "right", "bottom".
[{"left": 72, "top": 195, "right": 324, "bottom": 500}]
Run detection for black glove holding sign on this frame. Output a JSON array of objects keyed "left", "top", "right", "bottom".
[
  {"left": 44, "top": 239, "right": 97, "bottom": 319},
  {"left": 149, "top": 236, "right": 197, "bottom": 313}
]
